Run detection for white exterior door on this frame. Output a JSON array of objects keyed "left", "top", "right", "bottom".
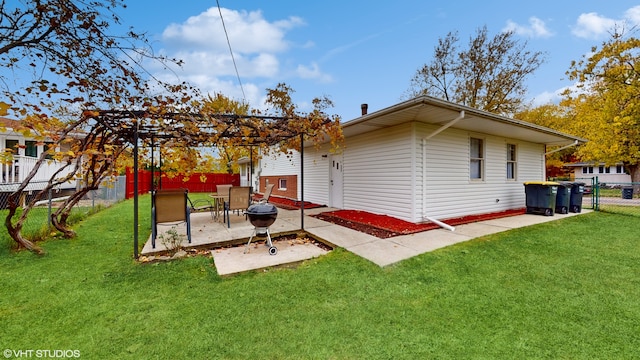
[{"left": 329, "top": 154, "right": 343, "bottom": 208}]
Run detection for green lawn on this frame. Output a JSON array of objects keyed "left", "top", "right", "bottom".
[{"left": 1, "top": 197, "right": 639, "bottom": 359}]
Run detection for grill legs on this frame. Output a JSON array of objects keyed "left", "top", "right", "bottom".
[{"left": 244, "top": 227, "right": 278, "bottom": 255}]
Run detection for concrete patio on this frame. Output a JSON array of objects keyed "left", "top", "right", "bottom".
[{"left": 140, "top": 206, "right": 592, "bottom": 276}]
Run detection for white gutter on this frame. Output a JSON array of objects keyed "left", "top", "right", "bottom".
[{"left": 420, "top": 111, "right": 465, "bottom": 231}]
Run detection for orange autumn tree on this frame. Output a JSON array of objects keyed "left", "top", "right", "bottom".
[
  {"left": 0, "top": 0, "right": 194, "bottom": 253},
  {"left": 197, "top": 84, "right": 343, "bottom": 173}
]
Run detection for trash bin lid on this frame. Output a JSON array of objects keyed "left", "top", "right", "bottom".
[{"left": 523, "top": 181, "right": 560, "bottom": 185}]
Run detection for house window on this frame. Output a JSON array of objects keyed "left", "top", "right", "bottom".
[
  {"left": 506, "top": 144, "right": 517, "bottom": 180},
  {"left": 25, "top": 141, "right": 37, "bottom": 157},
  {"left": 470, "top": 137, "right": 484, "bottom": 180},
  {"left": 278, "top": 178, "right": 287, "bottom": 190},
  {"left": 615, "top": 165, "right": 626, "bottom": 174},
  {"left": 582, "top": 166, "right": 594, "bottom": 174},
  {"left": 5, "top": 139, "right": 18, "bottom": 154},
  {"left": 45, "top": 142, "right": 54, "bottom": 160}
]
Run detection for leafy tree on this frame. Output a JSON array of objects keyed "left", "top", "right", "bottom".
[
  {"left": 0, "top": 0, "right": 191, "bottom": 253},
  {"left": 0, "top": 1, "right": 343, "bottom": 256},
  {"left": 562, "top": 29, "right": 640, "bottom": 184},
  {"left": 516, "top": 104, "right": 578, "bottom": 178},
  {"left": 406, "top": 26, "right": 546, "bottom": 115}
]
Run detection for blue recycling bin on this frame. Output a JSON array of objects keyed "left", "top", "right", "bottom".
[{"left": 524, "top": 181, "right": 559, "bottom": 216}]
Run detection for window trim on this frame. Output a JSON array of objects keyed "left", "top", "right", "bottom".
[
  {"left": 469, "top": 137, "right": 484, "bottom": 181},
  {"left": 506, "top": 143, "right": 517, "bottom": 181},
  {"left": 278, "top": 178, "right": 287, "bottom": 190}
]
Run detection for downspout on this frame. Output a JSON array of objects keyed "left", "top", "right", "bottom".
[{"left": 421, "top": 111, "right": 465, "bottom": 231}]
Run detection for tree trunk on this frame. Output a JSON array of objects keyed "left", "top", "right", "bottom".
[
  {"left": 51, "top": 184, "right": 100, "bottom": 238},
  {"left": 4, "top": 193, "right": 44, "bottom": 254},
  {"left": 629, "top": 164, "right": 640, "bottom": 194}
]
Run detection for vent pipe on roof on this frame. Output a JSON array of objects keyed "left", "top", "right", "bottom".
[{"left": 361, "top": 103, "right": 368, "bottom": 116}]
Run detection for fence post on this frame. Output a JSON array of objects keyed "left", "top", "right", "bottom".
[{"left": 594, "top": 176, "right": 599, "bottom": 211}]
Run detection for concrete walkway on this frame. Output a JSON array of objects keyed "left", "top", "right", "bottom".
[{"left": 140, "top": 207, "right": 591, "bottom": 275}]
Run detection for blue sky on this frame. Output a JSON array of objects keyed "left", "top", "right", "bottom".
[{"left": 118, "top": 1, "right": 640, "bottom": 121}]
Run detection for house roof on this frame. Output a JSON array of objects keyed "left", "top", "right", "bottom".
[
  {"left": 0, "top": 117, "right": 27, "bottom": 132},
  {"left": 341, "top": 96, "right": 587, "bottom": 146}
]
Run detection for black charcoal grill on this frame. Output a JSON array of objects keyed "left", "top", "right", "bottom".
[{"left": 244, "top": 202, "right": 279, "bottom": 255}]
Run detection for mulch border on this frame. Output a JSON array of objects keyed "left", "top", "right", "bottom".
[{"left": 313, "top": 208, "right": 527, "bottom": 238}]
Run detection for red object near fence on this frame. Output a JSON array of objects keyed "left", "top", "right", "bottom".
[{"left": 125, "top": 168, "right": 240, "bottom": 198}]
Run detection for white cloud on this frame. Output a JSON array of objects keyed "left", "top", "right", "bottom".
[
  {"left": 530, "top": 90, "right": 561, "bottom": 106},
  {"left": 162, "top": 8, "right": 303, "bottom": 53},
  {"left": 624, "top": 6, "right": 640, "bottom": 26},
  {"left": 572, "top": 12, "right": 617, "bottom": 39},
  {"left": 503, "top": 17, "right": 554, "bottom": 38},
  {"left": 570, "top": 6, "right": 640, "bottom": 40},
  {"left": 295, "top": 63, "right": 333, "bottom": 83},
  {"left": 151, "top": 6, "right": 332, "bottom": 104}
]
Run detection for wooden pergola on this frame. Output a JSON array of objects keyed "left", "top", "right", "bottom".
[{"left": 86, "top": 110, "right": 320, "bottom": 258}]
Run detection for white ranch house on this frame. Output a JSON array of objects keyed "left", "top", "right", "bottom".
[
  {"left": 256, "top": 96, "right": 586, "bottom": 224},
  {"left": 565, "top": 162, "right": 631, "bottom": 184}
]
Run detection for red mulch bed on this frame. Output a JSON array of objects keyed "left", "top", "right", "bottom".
[
  {"left": 258, "top": 195, "right": 324, "bottom": 210},
  {"left": 313, "top": 208, "right": 526, "bottom": 239}
]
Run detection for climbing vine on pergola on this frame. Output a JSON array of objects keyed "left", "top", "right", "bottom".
[{"left": 83, "top": 99, "right": 343, "bottom": 258}]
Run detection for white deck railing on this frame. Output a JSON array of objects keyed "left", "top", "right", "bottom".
[{"left": 1, "top": 155, "right": 75, "bottom": 187}]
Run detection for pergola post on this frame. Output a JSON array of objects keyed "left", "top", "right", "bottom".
[
  {"left": 133, "top": 119, "right": 139, "bottom": 259},
  {"left": 86, "top": 110, "right": 334, "bottom": 259},
  {"left": 300, "top": 133, "right": 304, "bottom": 230}
]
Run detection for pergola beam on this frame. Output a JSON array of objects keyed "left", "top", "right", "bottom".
[{"left": 82, "top": 109, "right": 323, "bottom": 258}]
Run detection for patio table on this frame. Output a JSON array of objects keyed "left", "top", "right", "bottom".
[{"left": 209, "top": 192, "right": 225, "bottom": 221}]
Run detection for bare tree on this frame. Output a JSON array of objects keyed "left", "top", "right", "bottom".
[{"left": 406, "top": 26, "right": 546, "bottom": 115}]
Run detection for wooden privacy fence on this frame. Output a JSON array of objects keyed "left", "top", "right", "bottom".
[{"left": 125, "top": 168, "right": 240, "bottom": 198}]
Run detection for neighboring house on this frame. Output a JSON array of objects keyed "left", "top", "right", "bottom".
[
  {"left": 0, "top": 117, "right": 76, "bottom": 196},
  {"left": 565, "top": 162, "right": 631, "bottom": 184},
  {"left": 258, "top": 96, "right": 586, "bottom": 224},
  {"left": 238, "top": 156, "right": 257, "bottom": 189},
  {"left": 252, "top": 151, "right": 300, "bottom": 200}
]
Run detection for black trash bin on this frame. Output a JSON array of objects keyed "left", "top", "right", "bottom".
[
  {"left": 622, "top": 187, "right": 634, "bottom": 199},
  {"left": 555, "top": 182, "right": 571, "bottom": 214},
  {"left": 524, "top": 181, "right": 559, "bottom": 216},
  {"left": 568, "top": 182, "right": 585, "bottom": 213}
]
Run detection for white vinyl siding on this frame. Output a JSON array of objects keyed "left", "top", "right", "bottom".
[
  {"left": 259, "top": 149, "right": 300, "bottom": 176},
  {"left": 418, "top": 124, "right": 544, "bottom": 220},
  {"left": 262, "top": 119, "right": 552, "bottom": 224},
  {"left": 302, "top": 146, "right": 331, "bottom": 205},
  {"left": 342, "top": 122, "right": 415, "bottom": 220}
]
